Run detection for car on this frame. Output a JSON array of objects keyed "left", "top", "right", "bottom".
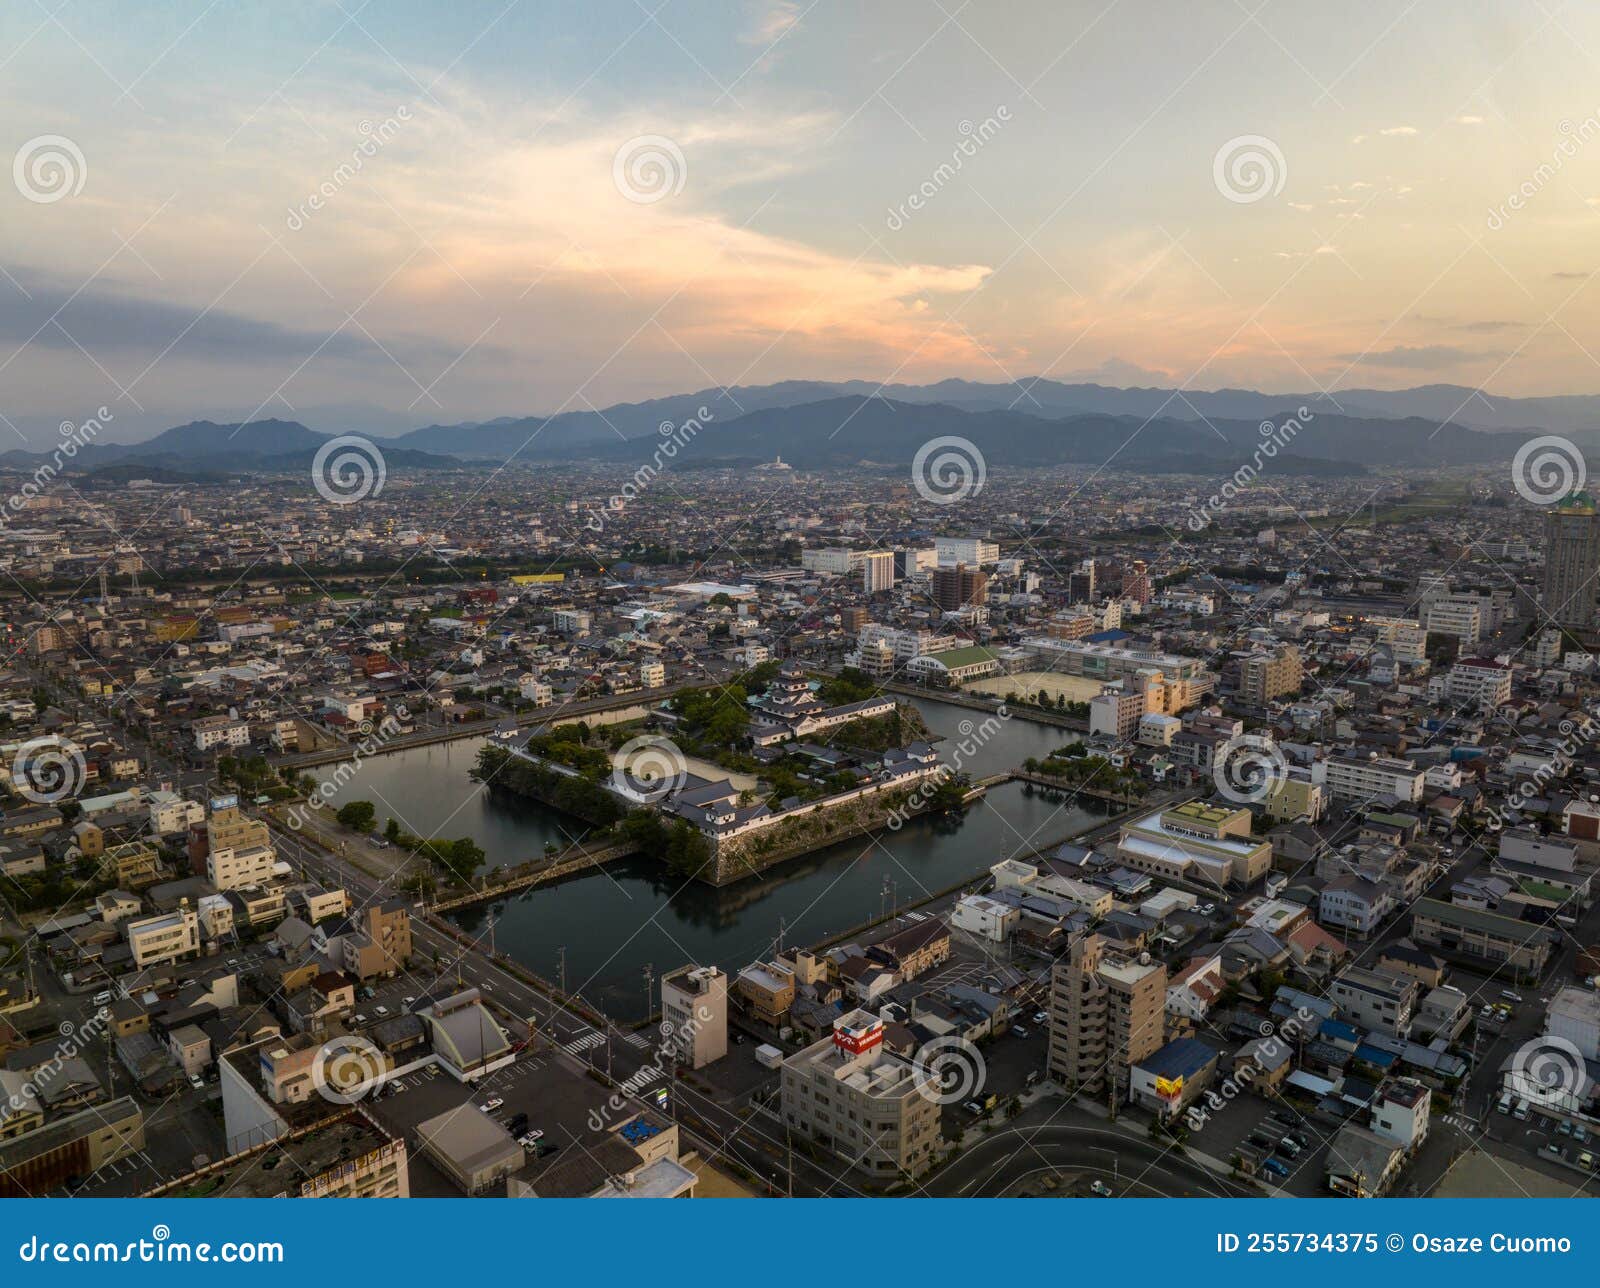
[
  {"left": 1501, "top": 989, "right": 1524, "bottom": 1003},
  {"left": 1558, "top": 1120, "right": 1575, "bottom": 1137},
  {"left": 1575, "top": 1125, "right": 1589, "bottom": 1144},
  {"left": 1579, "top": 1151, "right": 1595, "bottom": 1170},
  {"left": 1513, "top": 1099, "right": 1531, "bottom": 1121},
  {"left": 1261, "top": 1158, "right": 1289, "bottom": 1179},
  {"left": 481, "top": 1097, "right": 504, "bottom": 1112},
  {"left": 1277, "top": 1137, "right": 1302, "bottom": 1157},
  {"left": 1089, "top": 1180, "right": 1113, "bottom": 1196},
  {"left": 403, "top": 996, "right": 416, "bottom": 1008},
  {"left": 733, "top": 1033, "right": 745, "bottom": 1045},
  {"left": 91, "top": 991, "right": 113, "bottom": 1006},
  {"left": 374, "top": 1005, "right": 390, "bottom": 1017},
  {"left": 190, "top": 1075, "right": 205, "bottom": 1090},
  {"left": 1032, "top": 1011, "right": 1048, "bottom": 1026},
  {"left": 1198, "top": 902, "right": 1216, "bottom": 915},
  {"left": 1545, "top": 1142, "right": 1565, "bottom": 1159},
  {"left": 1011, "top": 1025, "right": 1030, "bottom": 1039},
  {"left": 1287, "top": 1130, "right": 1309, "bottom": 1148},
  {"left": 963, "top": 1099, "right": 986, "bottom": 1117},
  {"left": 518, "top": 1132, "right": 544, "bottom": 1147},
  {"left": 1496, "top": 1093, "right": 1514, "bottom": 1114}
]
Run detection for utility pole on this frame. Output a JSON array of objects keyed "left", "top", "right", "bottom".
[
  {"left": 557, "top": 945, "right": 566, "bottom": 997},
  {"left": 643, "top": 962, "right": 654, "bottom": 1020}
]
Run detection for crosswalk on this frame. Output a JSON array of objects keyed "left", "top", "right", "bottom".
[
  {"left": 621, "top": 1066, "right": 662, "bottom": 1092},
  {"left": 562, "top": 1031, "right": 605, "bottom": 1055},
  {"left": 1442, "top": 1113, "right": 1480, "bottom": 1133},
  {"left": 623, "top": 1031, "right": 652, "bottom": 1049}
]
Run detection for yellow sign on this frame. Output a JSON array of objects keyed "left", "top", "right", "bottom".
[
  {"left": 1154, "top": 1075, "right": 1184, "bottom": 1099},
  {"left": 511, "top": 573, "right": 565, "bottom": 585}
]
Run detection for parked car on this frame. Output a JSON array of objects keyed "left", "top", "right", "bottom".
[
  {"left": 1089, "top": 1180, "right": 1113, "bottom": 1196},
  {"left": 1513, "top": 1099, "right": 1531, "bottom": 1121},
  {"left": 91, "top": 991, "right": 113, "bottom": 1006},
  {"left": 1496, "top": 1092, "right": 1514, "bottom": 1114},
  {"left": 1575, "top": 1124, "right": 1589, "bottom": 1144},
  {"left": 963, "top": 1099, "right": 986, "bottom": 1117},
  {"left": 1579, "top": 1151, "right": 1595, "bottom": 1170},
  {"left": 1031, "top": 1011, "right": 1048, "bottom": 1025},
  {"left": 481, "top": 1097, "right": 504, "bottom": 1112},
  {"left": 1011, "top": 1025, "right": 1030, "bottom": 1039},
  {"left": 1261, "top": 1158, "right": 1289, "bottom": 1178},
  {"left": 1277, "top": 1137, "right": 1302, "bottom": 1157}
]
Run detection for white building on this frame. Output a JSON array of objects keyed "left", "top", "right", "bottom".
[
  {"left": 1441, "top": 658, "right": 1512, "bottom": 708},
  {"left": 933, "top": 537, "right": 999, "bottom": 567},
  {"left": 1315, "top": 753, "right": 1425, "bottom": 805},
  {"left": 861, "top": 551, "right": 896, "bottom": 593}
]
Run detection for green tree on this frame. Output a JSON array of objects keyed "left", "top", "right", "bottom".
[{"left": 336, "top": 800, "right": 378, "bottom": 833}]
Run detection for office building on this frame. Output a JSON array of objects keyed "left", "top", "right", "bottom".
[
  {"left": 930, "top": 562, "right": 988, "bottom": 613},
  {"left": 661, "top": 965, "right": 728, "bottom": 1069},
  {"left": 861, "top": 551, "right": 896, "bottom": 593}
]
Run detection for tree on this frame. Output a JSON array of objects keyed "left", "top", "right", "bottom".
[
  {"left": 336, "top": 800, "right": 378, "bottom": 833},
  {"left": 384, "top": 816, "right": 401, "bottom": 842}
]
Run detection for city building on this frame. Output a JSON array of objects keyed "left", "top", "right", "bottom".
[
  {"left": 660, "top": 965, "right": 728, "bottom": 1069},
  {"left": 1047, "top": 933, "right": 1166, "bottom": 1100}
]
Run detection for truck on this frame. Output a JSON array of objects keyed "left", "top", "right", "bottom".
[{"left": 754, "top": 1043, "right": 784, "bottom": 1069}]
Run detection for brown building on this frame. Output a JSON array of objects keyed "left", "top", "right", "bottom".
[
  {"left": 930, "top": 562, "right": 988, "bottom": 613},
  {"left": 1047, "top": 933, "right": 1166, "bottom": 1100}
]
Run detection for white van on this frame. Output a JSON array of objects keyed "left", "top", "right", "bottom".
[
  {"left": 1513, "top": 1098, "right": 1531, "bottom": 1121},
  {"left": 1496, "top": 1092, "right": 1513, "bottom": 1115}
]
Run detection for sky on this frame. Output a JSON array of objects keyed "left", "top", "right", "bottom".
[{"left": 4, "top": 0, "right": 1600, "bottom": 442}]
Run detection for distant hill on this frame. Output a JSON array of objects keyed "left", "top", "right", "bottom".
[
  {"left": 0, "top": 418, "right": 457, "bottom": 474},
  {"left": 382, "top": 377, "right": 1600, "bottom": 460},
  {"left": 506, "top": 395, "right": 1536, "bottom": 473}
]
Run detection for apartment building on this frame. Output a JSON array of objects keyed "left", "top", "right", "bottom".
[
  {"left": 779, "top": 1010, "right": 940, "bottom": 1179},
  {"left": 661, "top": 965, "right": 728, "bottom": 1069},
  {"left": 860, "top": 551, "right": 896, "bottom": 593},
  {"left": 1315, "top": 753, "right": 1425, "bottom": 805},
  {"left": 1544, "top": 496, "right": 1600, "bottom": 630},
  {"left": 932, "top": 536, "right": 999, "bottom": 566},
  {"left": 125, "top": 903, "right": 201, "bottom": 968},
  {"left": 1047, "top": 933, "right": 1166, "bottom": 1099},
  {"left": 1239, "top": 645, "right": 1303, "bottom": 704},
  {"left": 1328, "top": 967, "right": 1418, "bottom": 1038},
  {"left": 1441, "top": 658, "right": 1512, "bottom": 708},
  {"left": 202, "top": 805, "right": 277, "bottom": 891}
]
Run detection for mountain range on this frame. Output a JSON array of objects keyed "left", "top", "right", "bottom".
[{"left": 0, "top": 379, "right": 1577, "bottom": 479}]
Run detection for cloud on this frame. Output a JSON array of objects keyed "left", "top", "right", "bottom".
[
  {"left": 1378, "top": 125, "right": 1418, "bottom": 136},
  {"left": 1552, "top": 271, "right": 1591, "bottom": 280},
  {"left": 1333, "top": 344, "right": 1477, "bottom": 369},
  {"left": 740, "top": 1, "right": 802, "bottom": 45},
  {"left": 1454, "top": 114, "right": 1485, "bottom": 125}
]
